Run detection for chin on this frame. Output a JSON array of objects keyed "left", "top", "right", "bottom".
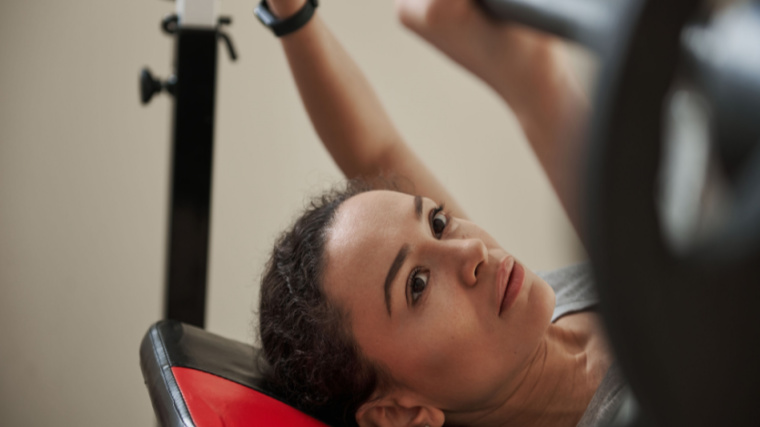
[{"left": 527, "top": 272, "right": 557, "bottom": 327}]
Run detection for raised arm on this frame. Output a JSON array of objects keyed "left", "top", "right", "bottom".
[
  {"left": 395, "top": 0, "right": 590, "bottom": 235},
  {"left": 265, "top": 0, "right": 469, "bottom": 219}
]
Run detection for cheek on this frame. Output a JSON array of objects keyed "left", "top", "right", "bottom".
[
  {"left": 396, "top": 300, "right": 490, "bottom": 379},
  {"left": 397, "top": 320, "right": 513, "bottom": 406}
]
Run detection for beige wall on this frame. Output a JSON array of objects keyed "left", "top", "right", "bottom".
[{"left": 0, "top": 0, "right": 586, "bottom": 425}]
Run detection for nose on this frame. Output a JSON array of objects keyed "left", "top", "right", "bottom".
[{"left": 452, "top": 238, "right": 487, "bottom": 287}]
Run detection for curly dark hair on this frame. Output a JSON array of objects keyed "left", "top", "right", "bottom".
[{"left": 258, "top": 179, "right": 395, "bottom": 426}]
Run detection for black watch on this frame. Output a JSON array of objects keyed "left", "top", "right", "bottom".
[{"left": 255, "top": 0, "right": 319, "bottom": 37}]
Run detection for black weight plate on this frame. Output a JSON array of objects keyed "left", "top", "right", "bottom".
[{"left": 585, "top": 0, "right": 760, "bottom": 425}]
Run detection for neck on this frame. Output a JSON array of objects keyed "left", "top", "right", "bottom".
[{"left": 457, "top": 321, "right": 608, "bottom": 427}]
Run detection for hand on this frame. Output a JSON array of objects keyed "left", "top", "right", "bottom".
[
  {"left": 266, "top": 0, "right": 308, "bottom": 19},
  {"left": 394, "top": 0, "right": 563, "bottom": 115}
]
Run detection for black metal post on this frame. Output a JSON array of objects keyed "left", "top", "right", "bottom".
[{"left": 164, "top": 28, "right": 218, "bottom": 328}]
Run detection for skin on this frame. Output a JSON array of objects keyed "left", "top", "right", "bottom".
[{"left": 323, "top": 190, "right": 586, "bottom": 426}]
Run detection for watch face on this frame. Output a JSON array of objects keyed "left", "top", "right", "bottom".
[{"left": 254, "top": 2, "right": 276, "bottom": 26}]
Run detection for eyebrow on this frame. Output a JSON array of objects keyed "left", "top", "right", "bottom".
[
  {"left": 384, "top": 244, "right": 409, "bottom": 315},
  {"left": 383, "top": 196, "right": 425, "bottom": 316},
  {"left": 414, "top": 195, "right": 423, "bottom": 220}
]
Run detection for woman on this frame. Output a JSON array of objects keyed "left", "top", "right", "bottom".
[{"left": 258, "top": 1, "right": 622, "bottom": 426}]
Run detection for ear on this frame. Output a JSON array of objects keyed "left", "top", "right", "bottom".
[{"left": 355, "top": 389, "right": 445, "bottom": 427}]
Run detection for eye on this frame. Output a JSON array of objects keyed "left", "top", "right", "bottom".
[
  {"left": 407, "top": 268, "right": 429, "bottom": 305},
  {"left": 430, "top": 205, "right": 448, "bottom": 238}
]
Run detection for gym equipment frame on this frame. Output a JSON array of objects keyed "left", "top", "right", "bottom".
[{"left": 140, "top": 0, "right": 236, "bottom": 328}]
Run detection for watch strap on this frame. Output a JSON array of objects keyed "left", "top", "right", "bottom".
[{"left": 255, "top": 0, "right": 318, "bottom": 37}]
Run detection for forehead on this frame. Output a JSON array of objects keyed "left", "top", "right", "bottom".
[
  {"left": 323, "top": 190, "right": 417, "bottom": 312},
  {"left": 328, "top": 190, "right": 414, "bottom": 249}
]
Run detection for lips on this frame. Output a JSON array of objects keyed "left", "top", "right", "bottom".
[{"left": 498, "top": 257, "right": 525, "bottom": 316}]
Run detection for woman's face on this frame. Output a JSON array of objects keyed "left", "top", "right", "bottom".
[{"left": 323, "top": 190, "right": 556, "bottom": 412}]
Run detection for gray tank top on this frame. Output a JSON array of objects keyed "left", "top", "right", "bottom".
[
  {"left": 539, "top": 263, "right": 600, "bottom": 322},
  {"left": 538, "top": 263, "right": 628, "bottom": 427}
]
